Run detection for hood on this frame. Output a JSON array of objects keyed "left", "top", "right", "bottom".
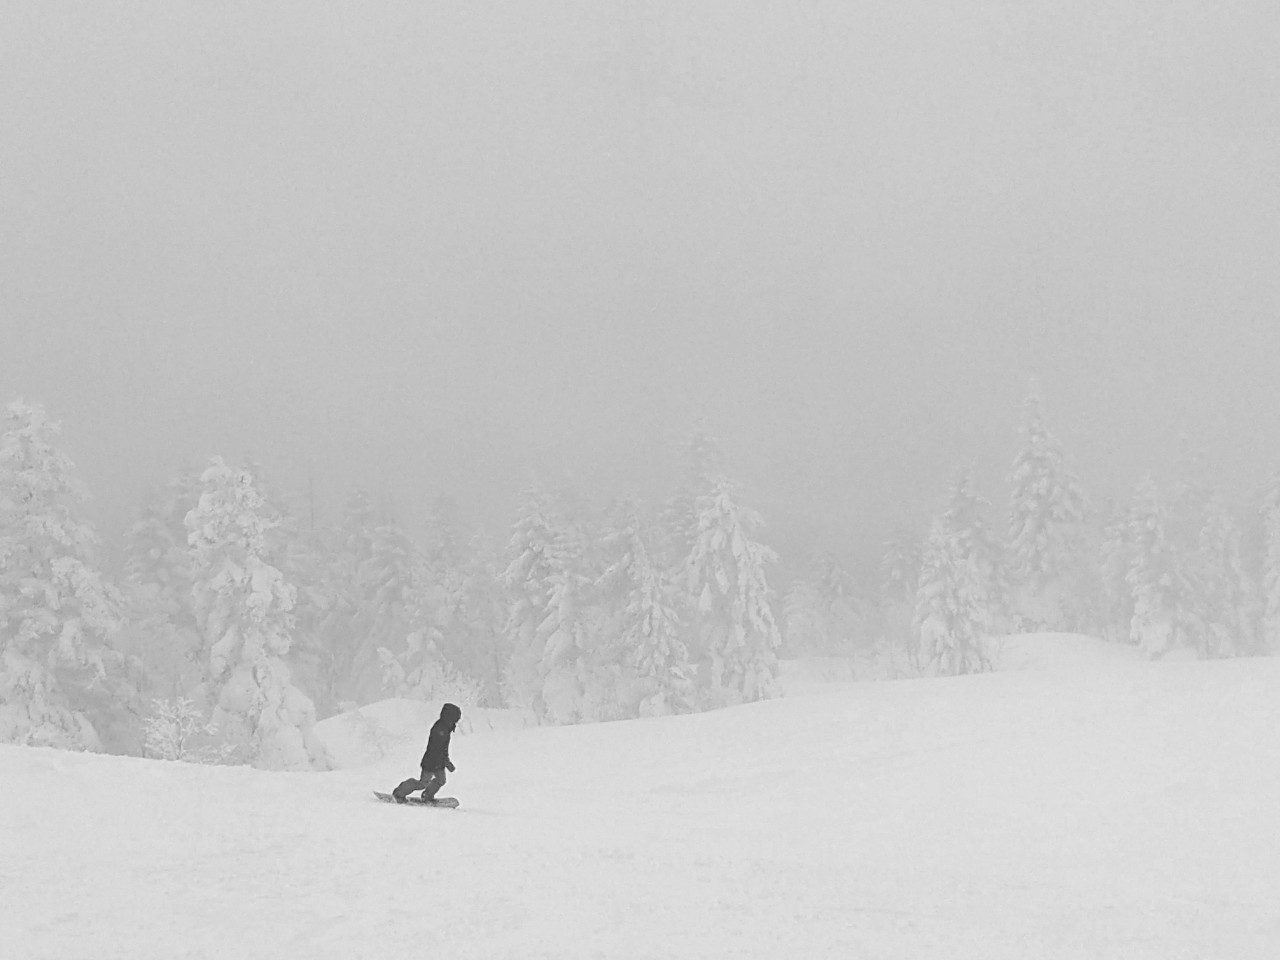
[{"left": 439, "top": 702, "right": 462, "bottom": 727}]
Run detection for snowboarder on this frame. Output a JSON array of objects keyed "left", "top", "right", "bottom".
[{"left": 392, "top": 702, "right": 461, "bottom": 803}]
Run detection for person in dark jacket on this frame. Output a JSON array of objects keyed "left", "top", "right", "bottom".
[{"left": 392, "top": 702, "right": 461, "bottom": 802}]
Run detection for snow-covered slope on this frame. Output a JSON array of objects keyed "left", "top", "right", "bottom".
[{"left": 5, "top": 648, "right": 1280, "bottom": 959}]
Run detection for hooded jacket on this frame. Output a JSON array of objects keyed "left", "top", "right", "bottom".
[{"left": 420, "top": 702, "right": 461, "bottom": 772}]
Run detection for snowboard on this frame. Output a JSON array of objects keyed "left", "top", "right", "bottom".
[{"left": 374, "top": 790, "right": 459, "bottom": 809}]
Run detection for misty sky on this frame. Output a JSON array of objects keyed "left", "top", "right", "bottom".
[{"left": 3, "top": 1, "right": 1279, "bottom": 564}]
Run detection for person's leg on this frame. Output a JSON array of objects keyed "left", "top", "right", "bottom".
[
  {"left": 421, "top": 768, "right": 447, "bottom": 800},
  {"left": 392, "top": 773, "right": 424, "bottom": 801}
]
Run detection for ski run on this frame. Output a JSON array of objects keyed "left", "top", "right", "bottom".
[{"left": 4, "top": 634, "right": 1279, "bottom": 960}]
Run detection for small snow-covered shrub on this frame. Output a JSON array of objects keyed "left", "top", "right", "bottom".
[{"left": 142, "top": 697, "right": 236, "bottom": 764}]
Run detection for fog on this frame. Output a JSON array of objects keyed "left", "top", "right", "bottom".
[{"left": 3, "top": 1, "right": 1279, "bottom": 564}]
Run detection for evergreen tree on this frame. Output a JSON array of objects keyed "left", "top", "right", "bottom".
[
  {"left": 379, "top": 626, "right": 485, "bottom": 713},
  {"left": 265, "top": 489, "right": 337, "bottom": 718},
  {"left": 782, "top": 579, "right": 827, "bottom": 655},
  {"left": 500, "top": 486, "right": 559, "bottom": 715},
  {"left": 363, "top": 518, "right": 429, "bottom": 696},
  {"left": 914, "top": 516, "right": 994, "bottom": 676},
  {"left": 598, "top": 503, "right": 691, "bottom": 716},
  {"left": 1123, "top": 478, "right": 1191, "bottom": 658},
  {"left": 431, "top": 533, "right": 507, "bottom": 707},
  {"left": 1115, "top": 470, "right": 1256, "bottom": 660},
  {"left": 1097, "top": 500, "right": 1134, "bottom": 643},
  {"left": 185, "top": 457, "right": 324, "bottom": 769},
  {"left": 120, "top": 470, "right": 204, "bottom": 698},
  {"left": 1191, "top": 494, "right": 1257, "bottom": 657},
  {"left": 661, "top": 431, "right": 727, "bottom": 567},
  {"left": 879, "top": 524, "right": 925, "bottom": 672},
  {"left": 376, "top": 515, "right": 495, "bottom": 715},
  {"left": 683, "top": 476, "right": 782, "bottom": 706},
  {"left": 311, "top": 491, "right": 445, "bottom": 711},
  {"left": 533, "top": 493, "right": 601, "bottom": 724},
  {"left": 1006, "top": 394, "right": 1090, "bottom": 630},
  {"left": 499, "top": 485, "right": 597, "bottom": 721},
  {"left": 125, "top": 470, "right": 203, "bottom": 595},
  {"left": 880, "top": 526, "right": 923, "bottom": 609},
  {"left": 1261, "top": 473, "right": 1280, "bottom": 653},
  {"left": 783, "top": 557, "right": 863, "bottom": 657},
  {"left": 314, "top": 489, "right": 382, "bottom": 708},
  {"left": 942, "top": 471, "right": 1009, "bottom": 632},
  {"left": 0, "top": 400, "right": 122, "bottom": 749}
]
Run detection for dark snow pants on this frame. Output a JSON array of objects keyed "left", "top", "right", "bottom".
[{"left": 393, "top": 767, "right": 447, "bottom": 801}]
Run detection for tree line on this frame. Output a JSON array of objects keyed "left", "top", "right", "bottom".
[
  {"left": 0, "top": 402, "right": 780, "bottom": 766},
  {"left": 1, "top": 394, "right": 1275, "bottom": 769}
]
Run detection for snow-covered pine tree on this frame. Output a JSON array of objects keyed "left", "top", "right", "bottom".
[
  {"left": 1130, "top": 468, "right": 1256, "bottom": 660},
  {"left": 184, "top": 457, "right": 324, "bottom": 769},
  {"left": 1124, "top": 477, "right": 1191, "bottom": 658},
  {"left": 125, "top": 470, "right": 203, "bottom": 597},
  {"left": 120, "top": 470, "right": 204, "bottom": 697},
  {"left": 381, "top": 580, "right": 486, "bottom": 717},
  {"left": 311, "top": 488, "right": 383, "bottom": 707},
  {"left": 942, "top": 471, "right": 1009, "bottom": 632},
  {"left": 534, "top": 491, "right": 603, "bottom": 724},
  {"left": 1161, "top": 462, "right": 1216, "bottom": 656},
  {"left": 598, "top": 503, "right": 691, "bottom": 717},
  {"left": 683, "top": 475, "right": 782, "bottom": 707},
  {"left": 783, "top": 557, "right": 863, "bottom": 657},
  {"left": 500, "top": 486, "right": 559, "bottom": 715},
  {"left": 263, "top": 485, "right": 338, "bottom": 718},
  {"left": 881, "top": 526, "right": 923, "bottom": 608},
  {"left": 1006, "top": 394, "right": 1090, "bottom": 631},
  {"left": 365, "top": 518, "right": 420, "bottom": 637},
  {"left": 413, "top": 497, "right": 489, "bottom": 691},
  {"left": 1097, "top": 500, "right": 1134, "bottom": 644},
  {"left": 499, "top": 485, "right": 599, "bottom": 722},
  {"left": 782, "top": 580, "right": 827, "bottom": 655},
  {"left": 377, "top": 512, "right": 494, "bottom": 716},
  {"left": 879, "top": 524, "right": 925, "bottom": 673},
  {"left": 364, "top": 518, "right": 431, "bottom": 696},
  {"left": 422, "top": 494, "right": 465, "bottom": 571},
  {"left": 661, "top": 431, "right": 728, "bottom": 568},
  {"left": 428, "top": 532, "right": 507, "bottom": 707},
  {"left": 1260, "top": 473, "right": 1280, "bottom": 654},
  {"left": 913, "top": 516, "right": 994, "bottom": 676},
  {"left": 1192, "top": 494, "right": 1257, "bottom": 657},
  {"left": 0, "top": 400, "right": 122, "bottom": 749}
]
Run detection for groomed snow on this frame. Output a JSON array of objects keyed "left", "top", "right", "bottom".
[{"left": 4, "top": 638, "right": 1279, "bottom": 959}]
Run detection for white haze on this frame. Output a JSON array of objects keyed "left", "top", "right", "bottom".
[{"left": 2, "top": 1, "right": 1279, "bottom": 560}]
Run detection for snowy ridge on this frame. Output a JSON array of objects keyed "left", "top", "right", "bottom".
[{"left": 5, "top": 647, "right": 1280, "bottom": 959}]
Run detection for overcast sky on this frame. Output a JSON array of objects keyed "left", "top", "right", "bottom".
[{"left": 3, "top": 1, "right": 1279, "bottom": 564}]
